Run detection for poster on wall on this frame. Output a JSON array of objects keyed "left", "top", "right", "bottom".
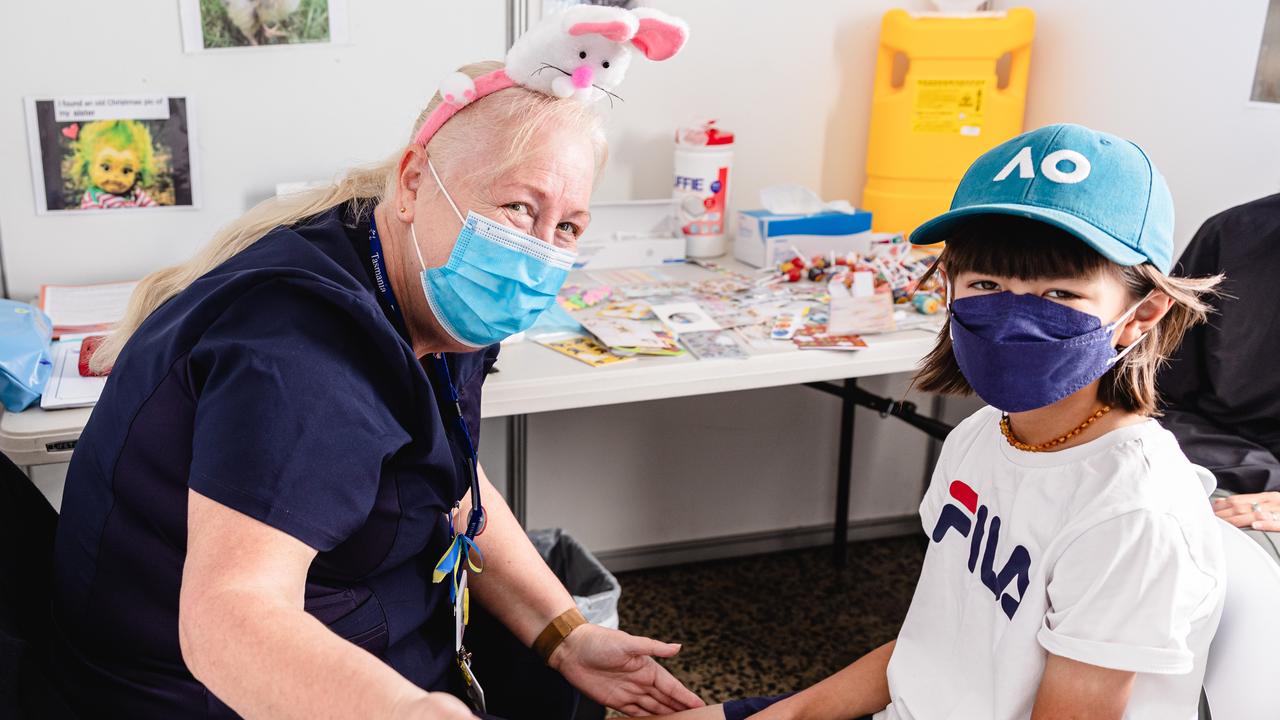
[
  {"left": 1253, "top": 0, "right": 1280, "bottom": 103},
  {"left": 178, "top": 0, "right": 349, "bottom": 52},
  {"left": 24, "top": 96, "right": 199, "bottom": 214}
]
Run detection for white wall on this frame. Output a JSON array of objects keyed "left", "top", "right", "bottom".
[
  {"left": 0, "top": 1, "right": 506, "bottom": 299},
  {"left": 485, "top": 0, "right": 1280, "bottom": 559},
  {"left": 1015, "top": 0, "right": 1280, "bottom": 254}
]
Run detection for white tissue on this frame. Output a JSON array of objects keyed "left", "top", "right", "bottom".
[
  {"left": 759, "top": 185, "right": 856, "bottom": 215},
  {"left": 929, "top": 0, "right": 989, "bottom": 12}
]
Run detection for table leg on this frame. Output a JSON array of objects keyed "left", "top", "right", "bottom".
[
  {"left": 834, "top": 378, "right": 857, "bottom": 568},
  {"left": 507, "top": 414, "right": 529, "bottom": 526}
]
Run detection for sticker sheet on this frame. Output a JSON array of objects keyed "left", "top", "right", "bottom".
[
  {"left": 793, "top": 324, "right": 868, "bottom": 351},
  {"left": 681, "top": 329, "right": 749, "bottom": 360},
  {"left": 538, "top": 335, "right": 633, "bottom": 367},
  {"left": 579, "top": 316, "right": 672, "bottom": 349},
  {"left": 596, "top": 301, "right": 654, "bottom": 320},
  {"left": 650, "top": 302, "right": 722, "bottom": 334}
]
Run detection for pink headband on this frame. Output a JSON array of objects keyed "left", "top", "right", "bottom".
[{"left": 412, "top": 6, "right": 689, "bottom": 149}]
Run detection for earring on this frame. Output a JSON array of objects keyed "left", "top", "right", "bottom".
[{"left": 399, "top": 207, "right": 406, "bottom": 213}]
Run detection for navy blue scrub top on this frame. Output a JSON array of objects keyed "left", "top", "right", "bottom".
[{"left": 50, "top": 202, "right": 499, "bottom": 717}]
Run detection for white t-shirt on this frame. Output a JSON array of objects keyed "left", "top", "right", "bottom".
[{"left": 875, "top": 407, "right": 1225, "bottom": 720}]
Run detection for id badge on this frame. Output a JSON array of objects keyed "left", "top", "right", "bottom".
[
  {"left": 453, "top": 570, "right": 468, "bottom": 651},
  {"left": 458, "top": 650, "right": 487, "bottom": 714}
]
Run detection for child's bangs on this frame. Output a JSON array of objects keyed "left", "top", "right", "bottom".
[{"left": 938, "top": 214, "right": 1118, "bottom": 282}]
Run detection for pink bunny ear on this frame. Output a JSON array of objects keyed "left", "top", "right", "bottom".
[
  {"left": 569, "top": 20, "right": 633, "bottom": 42},
  {"left": 629, "top": 8, "right": 688, "bottom": 61}
]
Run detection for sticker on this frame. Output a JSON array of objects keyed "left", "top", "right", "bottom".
[
  {"left": 770, "top": 306, "right": 810, "bottom": 340},
  {"left": 912, "top": 78, "right": 988, "bottom": 135}
]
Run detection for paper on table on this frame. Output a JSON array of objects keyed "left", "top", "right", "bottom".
[
  {"left": 578, "top": 316, "right": 671, "bottom": 349},
  {"left": 39, "top": 281, "right": 137, "bottom": 332},
  {"left": 40, "top": 340, "right": 107, "bottom": 410},
  {"left": 649, "top": 302, "right": 722, "bottom": 334}
]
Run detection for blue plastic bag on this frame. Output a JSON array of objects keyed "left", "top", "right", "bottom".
[{"left": 0, "top": 300, "right": 53, "bottom": 412}]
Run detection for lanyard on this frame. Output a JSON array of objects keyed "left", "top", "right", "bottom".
[
  {"left": 367, "top": 215, "right": 485, "bottom": 560},
  {"left": 368, "top": 216, "right": 488, "bottom": 711},
  {"left": 367, "top": 217, "right": 408, "bottom": 332}
]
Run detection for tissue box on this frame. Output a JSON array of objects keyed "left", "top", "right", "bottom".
[
  {"left": 575, "top": 199, "right": 687, "bottom": 270},
  {"left": 734, "top": 209, "right": 875, "bottom": 267}
]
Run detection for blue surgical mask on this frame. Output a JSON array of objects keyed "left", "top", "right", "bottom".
[
  {"left": 948, "top": 291, "right": 1148, "bottom": 413},
  {"left": 412, "top": 159, "right": 576, "bottom": 348}
]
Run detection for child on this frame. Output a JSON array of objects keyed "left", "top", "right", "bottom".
[{"left": 672, "top": 124, "right": 1226, "bottom": 720}]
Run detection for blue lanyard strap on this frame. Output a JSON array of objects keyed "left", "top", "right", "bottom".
[
  {"left": 429, "top": 352, "right": 485, "bottom": 538},
  {"left": 367, "top": 215, "right": 485, "bottom": 539},
  {"left": 367, "top": 216, "right": 409, "bottom": 333},
  {"left": 370, "top": 216, "right": 485, "bottom": 644}
]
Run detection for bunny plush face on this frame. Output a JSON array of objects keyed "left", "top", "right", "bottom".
[
  {"left": 541, "top": 29, "right": 633, "bottom": 102},
  {"left": 505, "top": 6, "right": 688, "bottom": 102},
  {"left": 414, "top": 6, "right": 687, "bottom": 147}
]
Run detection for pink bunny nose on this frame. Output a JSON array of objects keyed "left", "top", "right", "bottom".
[{"left": 572, "top": 65, "right": 594, "bottom": 90}]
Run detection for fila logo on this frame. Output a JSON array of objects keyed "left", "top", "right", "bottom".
[
  {"left": 994, "top": 146, "right": 1091, "bottom": 184},
  {"left": 931, "top": 480, "right": 1032, "bottom": 620}
]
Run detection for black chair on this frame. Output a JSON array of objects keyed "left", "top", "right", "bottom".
[{"left": 0, "top": 453, "right": 75, "bottom": 719}]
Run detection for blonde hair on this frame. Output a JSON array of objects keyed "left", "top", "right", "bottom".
[
  {"left": 911, "top": 215, "right": 1222, "bottom": 416},
  {"left": 92, "top": 61, "right": 607, "bottom": 372}
]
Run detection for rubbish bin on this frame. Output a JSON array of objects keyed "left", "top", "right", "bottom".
[
  {"left": 529, "top": 528, "right": 620, "bottom": 720},
  {"left": 528, "top": 528, "right": 620, "bottom": 631}
]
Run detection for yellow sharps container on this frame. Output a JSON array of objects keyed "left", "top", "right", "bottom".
[{"left": 862, "top": 8, "right": 1035, "bottom": 238}]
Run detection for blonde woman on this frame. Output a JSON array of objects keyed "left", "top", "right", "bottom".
[{"left": 48, "top": 21, "right": 701, "bottom": 720}]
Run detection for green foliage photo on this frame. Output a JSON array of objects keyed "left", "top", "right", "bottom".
[{"left": 199, "top": 0, "right": 330, "bottom": 48}]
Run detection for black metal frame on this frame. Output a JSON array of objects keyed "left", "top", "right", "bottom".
[{"left": 803, "top": 379, "right": 953, "bottom": 567}]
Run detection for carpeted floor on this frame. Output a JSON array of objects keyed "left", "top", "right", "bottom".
[{"left": 612, "top": 534, "right": 928, "bottom": 709}]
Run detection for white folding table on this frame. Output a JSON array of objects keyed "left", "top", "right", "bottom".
[{"left": 0, "top": 262, "right": 950, "bottom": 566}]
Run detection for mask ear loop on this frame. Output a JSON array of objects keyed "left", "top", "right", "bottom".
[
  {"left": 426, "top": 157, "right": 466, "bottom": 225},
  {"left": 409, "top": 223, "right": 429, "bottom": 273},
  {"left": 409, "top": 157, "right": 467, "bottom": 273},
  {"left": 1106, "top": 291, "right": 1155, "bottom": 366}
]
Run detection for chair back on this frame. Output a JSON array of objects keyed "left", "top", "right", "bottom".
[{"left": 1202, "top": 519, "right": 1280, "bottom": 719}]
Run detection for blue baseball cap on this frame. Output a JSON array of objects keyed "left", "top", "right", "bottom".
[{"left": 910, "top": 123, "right": 1174, "bottom": 274}]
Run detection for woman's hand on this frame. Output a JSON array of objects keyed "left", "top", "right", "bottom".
[
  {"left": 550, "top": 624, "right": 705, "bottom": 716},
  {"left": 1213, "top": 491, "right": 1280, "bottom": 531},
  {"left": 390, "top": 692, "right": 476, "bottom": 720}
]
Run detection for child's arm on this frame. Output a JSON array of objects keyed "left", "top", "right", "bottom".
[
  {"left": 661, "top": 641, "right": 895, "bottom": 720},
  {"left": 1031, "top": 653, "right": 1135, "bottom": 720},
  {"left": 750, "top": 640, "right": 896, "bottom": 720}
]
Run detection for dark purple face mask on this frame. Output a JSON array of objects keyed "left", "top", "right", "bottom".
[{"left": 948, "top": 291, "right": 1145, "bottom": 413}]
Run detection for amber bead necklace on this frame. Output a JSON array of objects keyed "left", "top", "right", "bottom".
[{"left": 1000, "top": 405, "right": 1112, "bottom": 452}]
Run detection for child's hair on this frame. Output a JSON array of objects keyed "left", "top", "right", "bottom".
[
  {"left": 73, "top": 119, "right": 157, "bottom": 188},
  {"left": 913, "top": 215, "right": 1222, "bottom": 416}
]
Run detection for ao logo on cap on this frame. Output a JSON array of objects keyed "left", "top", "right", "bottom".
[{"left": 993, "top": 146, "right": 1092, "bottom": 185}]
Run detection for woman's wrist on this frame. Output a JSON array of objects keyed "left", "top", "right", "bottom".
[{"left": 535, "top": 606, "right": 588, "bottom": 667}]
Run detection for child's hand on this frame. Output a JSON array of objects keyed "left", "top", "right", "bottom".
[{"left": 1213, "top": 492, "right": 1280, "bottom": 532}]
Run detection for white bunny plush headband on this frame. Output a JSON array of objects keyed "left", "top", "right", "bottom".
[{"left": 412, "top": 5, "right": 689, "bottom": 147}]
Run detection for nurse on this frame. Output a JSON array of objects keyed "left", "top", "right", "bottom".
[{"left": 49, "top": 8, "right": 699, "bottom": 719}]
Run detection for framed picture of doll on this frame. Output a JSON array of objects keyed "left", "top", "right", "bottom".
[
  {"left": 24, "top": 96, "right": 199, "bottom": 214},
  {"left": 178, "top": 0, "right": 349, "bottom": 52}
]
